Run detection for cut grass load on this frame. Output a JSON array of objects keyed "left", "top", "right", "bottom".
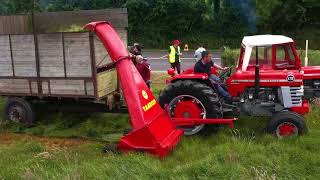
[{"left": 0, "top": 72, "right": 320, "bottom": 179}]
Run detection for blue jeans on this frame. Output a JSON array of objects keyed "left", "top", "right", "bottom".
[{"left": 209, "top": 74, "right": 231, "bottom": 101}]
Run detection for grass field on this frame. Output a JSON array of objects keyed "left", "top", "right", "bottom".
[{"left": 0, "top": 73, "right": 320, "bottom": 179}]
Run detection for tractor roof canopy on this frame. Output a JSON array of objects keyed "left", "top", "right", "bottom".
[
  {"left": 240, "top": 35, "right": 299, "bottom": 71},
  {"left": 242, "top": 35, "right": 293, "bottom": 47}
]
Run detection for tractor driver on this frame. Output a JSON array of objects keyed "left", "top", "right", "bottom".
[{"left": 194, "top": 51, "right": 233, "bottom": 103}]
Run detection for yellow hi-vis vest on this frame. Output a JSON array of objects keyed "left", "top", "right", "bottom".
[{"left": 169, "top": 46, "right": 181, "bottom": 63}]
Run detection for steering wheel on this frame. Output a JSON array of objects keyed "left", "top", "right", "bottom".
[{"left": 219, "top": 66, "right": 234, "bottom": 80}]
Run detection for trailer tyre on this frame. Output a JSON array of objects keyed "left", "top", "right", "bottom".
[
  {"left": 266, "top": 111, "right": 308, "bottom": 138},
  {"left": 159, "top": 80, "right": 222, "bottom": 135},
  {"left": 4, "top": 97, "right": 35, "bottom": 126}
]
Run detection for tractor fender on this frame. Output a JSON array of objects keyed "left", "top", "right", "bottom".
[{"left": 166, "top": 73, "right": 209, "bottom": 84}]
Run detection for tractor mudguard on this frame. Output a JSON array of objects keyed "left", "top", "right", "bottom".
[
  {"left": 166, "top": 73, "right": 209, "bottom": 84},
  {"left": 85, "top": 22, "right": 183, "bottom": 157}
]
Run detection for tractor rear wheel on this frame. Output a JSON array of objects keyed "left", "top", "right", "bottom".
[
  {"left": 159, "top": 80, "right": 222, "bottom": 135},
  {"left": 266, "top": 111, "right": 308, "bottom": 138}
]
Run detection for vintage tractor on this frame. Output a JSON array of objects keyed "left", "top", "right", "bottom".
[{"left": 159, "top": 35, "right": 318, "bottom": 137}]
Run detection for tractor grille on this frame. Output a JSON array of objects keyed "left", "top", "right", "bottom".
[
  {"left": 279, "top": 86, "right": 304, "bottom": 108},
  {"left": 290, "top": 87, "right": 303, "bottom": 107}
]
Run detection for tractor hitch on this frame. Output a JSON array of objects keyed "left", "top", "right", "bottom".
[{"left": 171, "top": 118, "right": 237, "bottom": 128}]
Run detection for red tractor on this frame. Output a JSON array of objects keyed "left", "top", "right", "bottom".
[{"left": 159, "top": 35, "right": 318, "bottom": 137}]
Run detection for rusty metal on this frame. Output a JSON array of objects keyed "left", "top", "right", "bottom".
[
  {"left": 8, "top": 34, "right": 15, "bottom": 77},
  {"left": 89, "top": 32, "right": 99, "bottom": 98},
  {"left": 32, "top": 12, "right": 42, "bottom": 95},
  {"left": 62, "top": 33, "right": 67, "bottom": 78}
]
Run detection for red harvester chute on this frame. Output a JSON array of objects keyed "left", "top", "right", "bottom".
[{"left": 85, "top": 22, "right": 184, "bottom": 157}]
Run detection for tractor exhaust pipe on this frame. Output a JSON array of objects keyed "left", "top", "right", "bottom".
[
  {"left": 85, "top": 22, "right": 183, "bottom": 157},
  {"left": 305, "top": 40, "right": 309, "bottom": 67}
]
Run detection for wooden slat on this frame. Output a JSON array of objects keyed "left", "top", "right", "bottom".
[
  {"left": 97, "top": 70, "right": 117, "bottom": 98},
  {"left": 50, "top": 80, "right": 85, "bottom": 95},
  {"left": 31, "top": 81, "right": 38, "bottom": 94},
  {"left": 0, "top": 35, "right": 13, "bottom": 76},
  {"left": 38, "top": 34, "right": 65, "bottom": 77},
  {"left": 42, "top": 82, "right": 49, "bottom": 94},
  {"left": 11, "top": 35, "right": 37, "bottom": 77},
  {"left": 64, "top": 33, "right": 92, "bottom": 77},
  {"left": 86, "top": 81, "right": 95, "bottom": 96},
  {"left": 0, "top": 79, "right": 29, "bottom": 94}
]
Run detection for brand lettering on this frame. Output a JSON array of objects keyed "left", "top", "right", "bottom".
[{"left": 142, "top": 99, "right": 156, "bottom": 112}]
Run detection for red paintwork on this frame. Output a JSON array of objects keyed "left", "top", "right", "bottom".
[
  {"left": 167, "top": 68, "right": 175, "bottom": 76},
  {"left": 227, "top": 69, "right": 303, "bottom": 97},
  {"left": 171, "top": 118, "right": 235, "bottom": 128},
  {"left": 167, "top": 67, "right": 217, "bottom": 83},
  {"left": 290, "top": 100, "right": 310, "bottom": 115},
  {"left": 174, "top": 100, "right": 202, "bottom": 119},
  {"left": 302, "top": 66, "right": 320, "bottom": 80},
  {"left": 278, "top": 123, "right": 297, "bottom": 136},
  {"left": 85, "top": 21, "right": 183, "bottom": 157},
  {"left": 167, "top": 73, "right": 208, "bottom": 83}
]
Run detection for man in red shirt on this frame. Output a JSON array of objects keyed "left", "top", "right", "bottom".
[
  {"left": 128, "top": 43, "right": 152, "bottom": 88},
  {"left": 135, "top": 55, "right": 151, "bottom": 88}
]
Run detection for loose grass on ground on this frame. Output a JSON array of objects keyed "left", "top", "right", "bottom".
[{"left": 0, "top": 73, "right": 320, "bottom": 179}]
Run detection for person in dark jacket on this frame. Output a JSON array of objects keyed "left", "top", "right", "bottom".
[{"left": 194, "top": 51, "right": 232, "bottom": 103}]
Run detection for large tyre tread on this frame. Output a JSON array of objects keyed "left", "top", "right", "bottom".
[{"left": 266, "top": 111, "right": 308, "bottom": 136}]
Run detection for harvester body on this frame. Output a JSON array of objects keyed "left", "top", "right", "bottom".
[{"left": 85, "top": 22, "right": 184, "bottom": 157}]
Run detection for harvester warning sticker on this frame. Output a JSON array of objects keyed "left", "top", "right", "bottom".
[{"left": 142, "top": 90, "right": 149, "bottom": 100}]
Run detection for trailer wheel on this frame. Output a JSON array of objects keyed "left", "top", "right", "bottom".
[
  {"left": 266, "top": 111, "right": 308, "bottom": 138},
  {"left": 4, "top": 97, "right": 35, "bottom": 126},
  {"left": 159, "top": 80, "right": 222, "bottom": 135}
]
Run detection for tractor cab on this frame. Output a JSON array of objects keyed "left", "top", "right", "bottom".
[
  {"left": 236, "top": 35, "right": 301, "bottom": 72},
  {"left": 227, "top": 35, "right": 305, "bottom": 98}
]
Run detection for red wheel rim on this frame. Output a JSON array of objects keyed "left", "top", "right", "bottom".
[
  {"left": 174, "top": 100, "right": 202, "bottom": 119},
  {"left": 276, "top": 122, "right": 298, "bottom": 137},
  {"left": 168, "top": 95, "right": 206, "bottom": 135}
]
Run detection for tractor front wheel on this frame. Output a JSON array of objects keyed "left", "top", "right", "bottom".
[
  {"left": 266, "top": 111, "right": 308, "bottom": 138},
  {"left": 159, "top": 80, "right": 222, "bottom": 135}
]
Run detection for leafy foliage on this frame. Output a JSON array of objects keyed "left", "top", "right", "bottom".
[{"left": 0, "top": 0, "right": 319, "bottom": 48}]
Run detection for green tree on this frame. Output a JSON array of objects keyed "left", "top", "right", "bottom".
[{"left": 0, "top": 0, "right": 40, "bottom": 15}]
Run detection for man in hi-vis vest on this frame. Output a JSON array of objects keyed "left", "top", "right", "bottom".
[{"left": 167, "top": 40, "right": 182, "bottom": 74}]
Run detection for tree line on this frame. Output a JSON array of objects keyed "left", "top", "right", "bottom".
[{"left": 0, "top": 0, "right": 319, "bottom": 48}]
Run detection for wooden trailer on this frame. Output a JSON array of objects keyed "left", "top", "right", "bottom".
[
  {"left": 0, "top": 9, "right": 128, "bottom": 125},
  {"left": 0, "top": 8, "right": 128, "bottom": 124}
]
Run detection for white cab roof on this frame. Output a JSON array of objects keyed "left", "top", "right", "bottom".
[{"left": 242, "top": 35, "right": 293, "bottom": 47}]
